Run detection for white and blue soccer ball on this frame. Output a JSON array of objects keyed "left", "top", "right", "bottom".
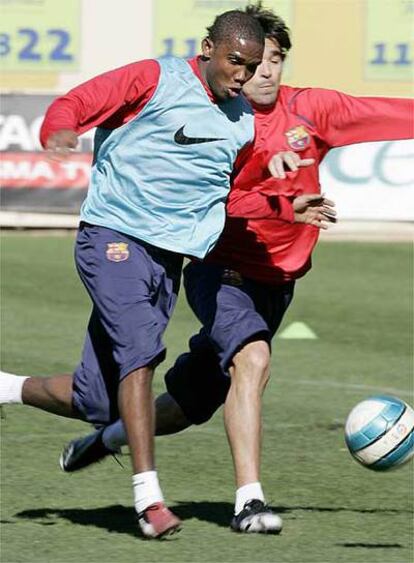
[{"left": 345, "top": 395, "right": 414, "bottom": 471}]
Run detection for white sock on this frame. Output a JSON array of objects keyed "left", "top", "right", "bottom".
[
  {"left": 235, "top": 482, "right": 265, "bottom": 515},
  {"left": 133, "top": 471, "right": 164, "bottom": 514},
  {"left": 102, "top": 420, "right": 127, "bottom": 451},
  {"left": 0, "top": 371, "right": 29, "bottom": 404}
]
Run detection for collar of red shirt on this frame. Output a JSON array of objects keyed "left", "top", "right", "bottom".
[{"left": 250, "top": 100, "right": 277, "bottom": 115}]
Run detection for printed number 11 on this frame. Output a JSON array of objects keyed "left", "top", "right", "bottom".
[
  {"left": 370, "top": 43, "right": 412, "bottom": 65},
  {"left": 161, "top": 38, "right": 197, "bottom": 58}
]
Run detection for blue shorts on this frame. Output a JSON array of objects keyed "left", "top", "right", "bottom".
[
  {"left": 165, "top": 261, "right": 294, "bottom": 424},
  {"left": 72, "top": 223, "right": 183, "bottom": 425}
]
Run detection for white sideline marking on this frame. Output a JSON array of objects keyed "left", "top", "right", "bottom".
[{"left": 282, "top": 378, "right": 413, "bottom": 399}]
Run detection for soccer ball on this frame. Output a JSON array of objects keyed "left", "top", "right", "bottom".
[{"left": 345, "top": 395, "right": 414, "bottom": 471}]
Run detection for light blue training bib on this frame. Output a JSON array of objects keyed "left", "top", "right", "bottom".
[{"left": 81, "top": 57, "right": 254, "bottom": 258}]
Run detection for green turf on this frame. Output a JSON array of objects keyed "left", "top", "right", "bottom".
[{"left": 1, "top": 234, "right": 413, "bottom": 563}]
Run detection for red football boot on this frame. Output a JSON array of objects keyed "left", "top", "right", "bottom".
[{"left": 137, "top": 502, "right": 181, "bottom": 538}]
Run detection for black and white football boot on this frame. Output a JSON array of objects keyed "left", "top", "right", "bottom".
[
  {"left": 231, "top": 499, "right": 283, "bottom": 534},
  {"left": 60, "top": 428, "right": 120, "bottom": 472}
]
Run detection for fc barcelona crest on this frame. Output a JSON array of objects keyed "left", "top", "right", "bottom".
[
  {"left": 106, "top": 242, "right": 129, "bottom": 262},
  {"left": 285, "top": 125, "right": 310, "bottom": 151}
]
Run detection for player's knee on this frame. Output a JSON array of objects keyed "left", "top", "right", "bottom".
[
  {"left": 232, "top": 340, "right": 270, "bottom": 387},
  {"left": 234, "top": 340, "right": 270, "bottom": 372}
]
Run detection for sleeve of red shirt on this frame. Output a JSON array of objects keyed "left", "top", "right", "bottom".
[
  {"left": 227, "top": 89, "right": 413, "bottom": 222},
  {"left": 227, "top": 144, "right": 296, "bottom": 222},
  {"left": 40, "top": 60, "right": 160, "bottom": 148},
  {"left": 227, "top": 176, "right": 295, "bottom": 222},
  {"left": 295, "top": 89, "right": 414, "bottom": 147}
]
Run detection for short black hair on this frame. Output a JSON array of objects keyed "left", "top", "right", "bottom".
[
  {"left": 245, "top": 1, "right": 292, "bottom": 58},
  {"left": 206, "top": 10, "right": 265, "bottom": 46}
]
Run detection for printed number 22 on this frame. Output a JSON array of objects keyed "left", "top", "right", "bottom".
[{"left": 19, "top": 28, "right": 73, "bottom": 61}]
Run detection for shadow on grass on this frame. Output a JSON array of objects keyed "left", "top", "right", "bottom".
[
  {"left": 16, "top": 505, "right": 137, "bottom": 537},
  {"left": 15, "top": 501, "right": 412, "bottom": 536},
  {"left": 173, "top": 501, "right": 412, "bottom": 525},
  {"left": 337, "top": 542, "right": 403, "bottom": 549}
]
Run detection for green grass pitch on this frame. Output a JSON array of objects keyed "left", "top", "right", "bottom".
[{"left": 1, "top": 234, "right": 413, "bottom": 563}]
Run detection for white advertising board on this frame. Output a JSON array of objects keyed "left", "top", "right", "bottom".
[{"left": 320, "top": 140, "right": 414, "bottom": 221}]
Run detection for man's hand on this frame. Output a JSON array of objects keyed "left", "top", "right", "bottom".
[
  {"left": 46, "top": 129, "right": 78, "bottom": 161},
  {"left": 293, "top": 194, "right": 337, "bottom": 229},
  {"left": 268, "top": 151, "right": 315, "bottom": 179}
]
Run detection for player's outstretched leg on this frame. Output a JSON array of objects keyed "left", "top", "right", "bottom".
[
  {"left": 0, "top": 370, "right": 76, "bottom": 418},
  {"left": 231, "top": 499, "right": 283, "bottom": 534}
]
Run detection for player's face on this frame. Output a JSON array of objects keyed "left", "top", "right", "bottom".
[
  {"left": 242, "top": 38, "right": 284, "bottom": 107},
  {"left": 201, "top": 36, "right": 263, "bottom": 102}
]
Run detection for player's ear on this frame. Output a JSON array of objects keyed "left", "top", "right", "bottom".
[{"left": 201, "top": 38, "right": 214, "bottom": 60}]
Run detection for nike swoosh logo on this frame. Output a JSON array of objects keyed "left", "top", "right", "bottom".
[{"left": 174, "top": 126, "right": 226, "bottom": 145}]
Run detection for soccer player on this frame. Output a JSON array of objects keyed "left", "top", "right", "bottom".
[
  {"left": 0, "top": 10, "right": 265, "bottom": 539},
  {"left": 50, "top": 2, "right": 414, "bottom": 535}
]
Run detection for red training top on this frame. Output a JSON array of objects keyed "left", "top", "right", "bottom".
[{"left": 207, "top": 85, "right": 413, "bottom": 285}]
